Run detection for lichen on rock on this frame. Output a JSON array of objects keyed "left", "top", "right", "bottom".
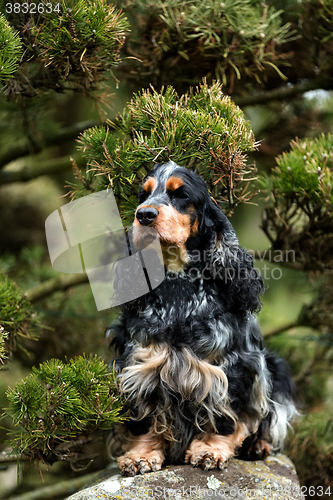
[{"left": 67, "top": 454, "right": 304, "bottom": 499}]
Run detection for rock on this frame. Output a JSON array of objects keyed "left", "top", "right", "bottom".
[{"left": 67, "top": 454, "right": 305, "bottom": 499}]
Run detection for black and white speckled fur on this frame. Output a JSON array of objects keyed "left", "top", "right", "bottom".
[{"left": 106, "top": 161, "right": 297, "bottom": 472}]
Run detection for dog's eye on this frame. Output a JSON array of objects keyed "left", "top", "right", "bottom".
[
  {"left": 139, "top": 190, "right": 150, "bottom": 203},
  {"left": 169, "top": 188, "right": 189, "bottom": 200}
]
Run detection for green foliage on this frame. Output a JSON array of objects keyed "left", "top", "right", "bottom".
[
  {"left": 5, "top": 355, "right": 125, "bottom": 462},
  {"left": 1, "top": 0, "right": 129, "bottom": 96},
  {"left": 73, "top": 80, "right": 258, "bottom": 222},
  {"left": 117, "top": 0, "right": 296, "bottom": 90},
  {"left": 33, "top": 1, "right": 128, "bottom": 78},
  {"left": 263, "top": 133, "right": 333, "bottom": 205},
  {"left": 287, "top": 410, "right": 333, "bottom": 492},
  {"left": 259, "top": 133, "right": 333, "bottom": 271},
  {"left": 0, "top": 13, "right": 23, "bottom": 82},
  {"left": 0, "top": 271, "right": 42, "bottom": 360}
]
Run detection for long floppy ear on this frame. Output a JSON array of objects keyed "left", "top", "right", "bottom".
[
  {"left": 200, "top": 197, "right": 235, "bottom": 236},
  {"left": 203, "top": 198, "right": 264, "bottom": 315}
]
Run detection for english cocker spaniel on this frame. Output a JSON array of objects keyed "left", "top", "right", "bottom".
[{"left": 106, "top": 161, "right": 297, "bottom": 476}]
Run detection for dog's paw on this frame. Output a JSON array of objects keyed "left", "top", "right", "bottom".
[
  {"left": 117, "top": 451, "right": 164, "bottom": 476},
  {"left": 185, "top": 448, "right": 229, "bottom": 470},
  {"left": 247, "top": 439, "right": 271, "bottom": 460},
  {"left": 185, "top": 438, "right": 233, "bottom": 470}
]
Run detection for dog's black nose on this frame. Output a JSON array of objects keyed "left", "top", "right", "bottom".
[{"left": 136, "top": 207, "right": 158, "bottom": 226}]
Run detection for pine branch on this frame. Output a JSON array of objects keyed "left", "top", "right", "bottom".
[
  {"left": 73, "top": 81, "right": 259, "bottom": 218},
  {"left": 234, "top": 77, "right": 332, "bottom": 107},
  {"left": 0, "top": 14, "right": 23, "bottom": 81},
  {"left": 0, "top": 120, "right": 101, "bottom": 169},
  {"left": 25, "top": 273, "right": 89, "bottom": 304},
  {"left": 118, "top": 0, "right": 298, "bottom": 90},
  {"left": 259, "top": 133, "right": 333, "bottom": 272},
  {"left": 0, "top": 154, "right": 86, "bottom": 186},
  {"left": 3, "top": 2, "right": 129, "bottom": 99},
  {"left": 6, "top": 470, "right": 103, "bottom": 500},
  {"left": 5, "top": 356, "right": 124, "bottom": 463}
]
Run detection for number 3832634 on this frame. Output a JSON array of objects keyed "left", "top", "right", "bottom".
[{"left": 5, "top": 3, "right": 61, "bottom": 14}]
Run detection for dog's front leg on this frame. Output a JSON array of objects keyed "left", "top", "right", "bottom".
[
  {"left": 185, "top": 423, "right": 249, "bottom": 470},
  {"left": 118, "top": 429, "right": 165, "bottom": 476}
]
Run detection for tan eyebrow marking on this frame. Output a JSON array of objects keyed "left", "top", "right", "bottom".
[
  {"left": 166, "top": 176, "right": 184, "bottom": 191},
  {"left": 143, "top": 177, "right": 157, "bottom": 193}
]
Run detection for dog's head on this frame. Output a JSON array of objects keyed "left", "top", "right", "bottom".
[{"left": 133, "top": 161, "right": 235, "bottom": 268}]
